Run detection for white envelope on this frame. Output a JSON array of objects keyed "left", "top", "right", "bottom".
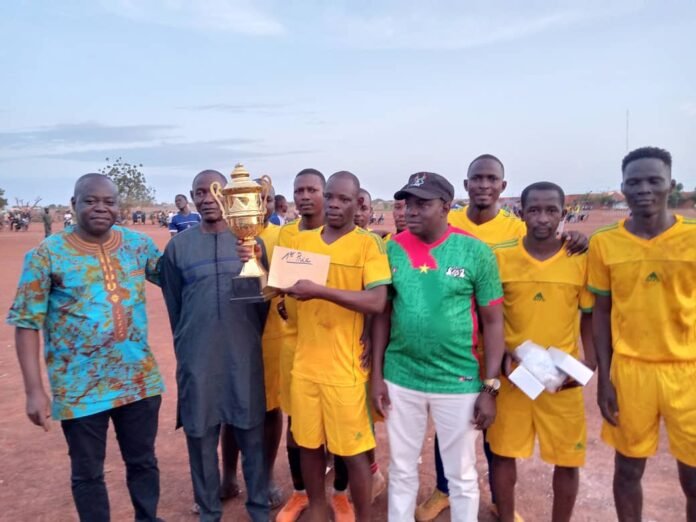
[{"left": 267, "top": 246, "right": 330, "bottom": 289}]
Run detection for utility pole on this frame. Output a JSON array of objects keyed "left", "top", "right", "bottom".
[{"left": 625, "top": 109, "right": 630, "bottom": 151}]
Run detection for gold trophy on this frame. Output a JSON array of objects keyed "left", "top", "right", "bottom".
[{"left": 211, "top": 163, "right": 273, "bottom": 302}]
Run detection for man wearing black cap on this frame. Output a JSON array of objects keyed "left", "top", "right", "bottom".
[{"left": 370, "top": 172, "right": 506, "bottom": 521}]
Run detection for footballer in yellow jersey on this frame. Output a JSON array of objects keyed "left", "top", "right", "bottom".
[
  {"left": 276, "top": 185, "right": 325, "bottom": 415},
  {"left": 290, "top": 226, "right": 391, "bottom": 387},
  {"left": 448, "top": 205, "right": 526, "bottom": 245},
  {"left": 282, "top": 172, "right": 391, "bottom": 521},
  {"left": 487, "top": 182, "right": 595, "bottom": 522},
  {"left": 589, "top": 147, "right": 696, "bottom": 521},
  {"left": 588, "top": 215, "right": 695, "bottom": 363},
  {"left": 273, "top": 169, "right": 327, "bottom": 521},
  {"left": 259, "top": 221, "right": 282, "bottom": 410},
  {"left": 276, "top": 219, "right": 303, "bottom": 414}
]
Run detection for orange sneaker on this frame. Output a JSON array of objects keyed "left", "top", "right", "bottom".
[
  {"left": 331, "top": 492, "right": 356, "bottom": 522},
  {"left": 276, "top": 491, "right": 309, "bottom": 522}
]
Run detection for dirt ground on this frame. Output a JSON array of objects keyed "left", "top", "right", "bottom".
[{"left": 0, "top": 209, "right": 693, "bottom": 522}]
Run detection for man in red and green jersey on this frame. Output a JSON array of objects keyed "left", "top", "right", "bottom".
[{"left": 371, "top": 171, "right": 506, "bottom": 521}]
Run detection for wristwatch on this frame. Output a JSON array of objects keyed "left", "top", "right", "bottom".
[{"left": 481, "top": 378, "right": 501, "bottom": 397}]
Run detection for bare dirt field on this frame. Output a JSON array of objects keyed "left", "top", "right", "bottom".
[{"left": 1, "top": 209, "right": 693, "bottom": 521}]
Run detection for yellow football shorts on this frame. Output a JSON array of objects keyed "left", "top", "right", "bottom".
[
  {"left": 487, "top": 377, "right": 586, "bottom": 467},
  {"left": 278, "top": 334, "right": 296, "bottom": 415},
  {"left": 601, "top": 354, "right": 696, "bottom": 466},
  {"left": 262, "top": 334, "right": 282, "bottom": 412},
  {"left": 290, "top": 376, "right": 376, "bottom": 457}
]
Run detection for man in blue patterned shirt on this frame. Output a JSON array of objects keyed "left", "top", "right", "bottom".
[{"left": 7, "top": 173, "right": 165, "bottom": 522}]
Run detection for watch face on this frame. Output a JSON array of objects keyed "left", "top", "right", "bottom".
[{"left": 485, "top": 378, "right": 501, "bottom": 390}]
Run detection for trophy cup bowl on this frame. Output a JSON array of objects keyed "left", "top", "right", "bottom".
[{"left": 211, "top": 164, "right": 272, "bottom": 300}]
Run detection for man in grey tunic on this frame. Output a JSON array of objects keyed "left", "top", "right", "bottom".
[{"left": 160, "top": 169, "right": 269, "bottom": 522}]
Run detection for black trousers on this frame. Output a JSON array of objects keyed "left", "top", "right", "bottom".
[
  {"left": 186, "top": 422, "right": 269, "bottom": 522},
  {"left": 61, "top": 395, "right": 162, "bottom": 522}
]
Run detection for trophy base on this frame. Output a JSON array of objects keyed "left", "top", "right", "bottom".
[{"left": 229, "top": 275, "right": 279, "bottom": 303}]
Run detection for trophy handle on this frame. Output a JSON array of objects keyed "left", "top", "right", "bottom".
[{"left": 210, "top": 181, "right": 225, "bottom": 214}]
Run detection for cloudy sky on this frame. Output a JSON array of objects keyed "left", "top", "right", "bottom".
[{"left": 1, "top": 0, "right": 695, "bottom": 204}]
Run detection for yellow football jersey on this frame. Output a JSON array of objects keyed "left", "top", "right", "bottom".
[
  {"left": 291, "top": 227, "right": 392, "bottom": 385},
  {"left": 494, "top": 239, "right": 594, "bottom": 358},
  {"left": 587, "top": 215, "right": 696, "bottom": 362},
  {"left": 278, "top": 219, "right": 301, "bottom": 248},
  {"left": 259, "top": 223, "right": 284, "bottom": 341},
  {"left": 259, "top": 222, "right": 280, "bottom": 262},
  {"left": 448, "top": 206, "right": 526, "bottom": 246},
  {"left": 277, "top": 220, "right": 304, "bottom": 335}
]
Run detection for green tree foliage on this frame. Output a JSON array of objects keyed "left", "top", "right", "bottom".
[
  {"left": 99, "top": 157, "right": 156, "bottom": 209},
  {"left": 668, "top": 182, "right": 684, "bottom": 208},
  {"left": 0, "top": 187, "right": 7, "bottom": 210}
]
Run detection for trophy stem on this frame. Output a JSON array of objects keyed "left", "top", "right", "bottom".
[{"left": 239, "top": 258, "right": 267, "bottom": 283}]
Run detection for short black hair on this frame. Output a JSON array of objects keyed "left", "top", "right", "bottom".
[
  {"left": 328, "top": 171, "right": 361, "bottom": 196},
  {"left": 622, "top": 146, "right": 672, "bottom": 172},
  {"left": 275, "top": 194, "right": 286, "bottom": 203},
  {"left": 468, "top": 154, "right": 505, "bottom": 176},
  {"left": 520, "top": 181, "right": 565, "bottom": 209},
  {"left": 175, "top": 194, "right": 187, "bottom": 201},
  {"left": 296, "top": 168, "right": 326, "bottom": 186}
]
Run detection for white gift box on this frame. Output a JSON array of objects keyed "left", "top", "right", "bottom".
[
  {"left": 547, "top": 347, "right": 594, "bottom": 386},
  {"left": 509, "top": 341, "right": 595, "bottom": 400},
  {"left": 509, "top": 365, "right": 545, "bottom": 400},
  {"left": 513, "top": 341, "right": 566, "bottom": 393}
]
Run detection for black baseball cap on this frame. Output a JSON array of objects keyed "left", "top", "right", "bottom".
[{"left": 394, "top": 172, "right": 455, "bottom": 202}]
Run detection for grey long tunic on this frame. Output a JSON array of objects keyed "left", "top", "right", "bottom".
[{"left": 160, "top": 226, "right": 267, "bottom": 437}]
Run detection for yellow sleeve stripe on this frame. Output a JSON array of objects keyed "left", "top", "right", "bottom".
[
  {"left": 588, "top": 285, "right": 611, "bottom": 296},
  {"left": 366, "top": 279, "right": 392, "bottom": 289},
  {"left": 683, "top": 218, "right": 696, "bottom": 225},
  {"left": 357, "top": 228, "right": 388, "bottom": 254},
  {"left": 491, "top": 239, "right": 519, "bottom": 251},
  {"left": 590, "top": 222, "right": 619, "bottom": 238}
]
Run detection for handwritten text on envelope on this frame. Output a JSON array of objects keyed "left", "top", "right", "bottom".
[{"left": 267, "top": 247, "right": 330, "bottom": 289}]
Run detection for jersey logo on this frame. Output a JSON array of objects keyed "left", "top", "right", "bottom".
[
  {"left": 418, "top": 264, "right": 430, "bottom": 274},
  {"left": 445, "top": 266, "right": 467, "bottom": 278},
  {"left": 533, "top": 292, "right": 545, "bottom": 302},
  {"left": 645, "top": 272, "right": 660, "bottom": 283},
  {"left": 410, "top": 173, "right": 426, "bottom": 187}
]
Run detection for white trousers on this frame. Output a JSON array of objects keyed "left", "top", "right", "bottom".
[{"left": 385, "top": 380, "right": 480, "bottom": 522}]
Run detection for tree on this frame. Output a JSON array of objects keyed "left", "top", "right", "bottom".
[
  {"left": 597, "top": 193, "right": 616, "bottom": 207},
  {"left": 99, "top": 157, "right": 156, "bottom": 209},
  {"left": 0, "top": 187, "right": 7, "bottom": 210},
  {"left": 668, "top": 182, "right": 684, "bottom": 208}
]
